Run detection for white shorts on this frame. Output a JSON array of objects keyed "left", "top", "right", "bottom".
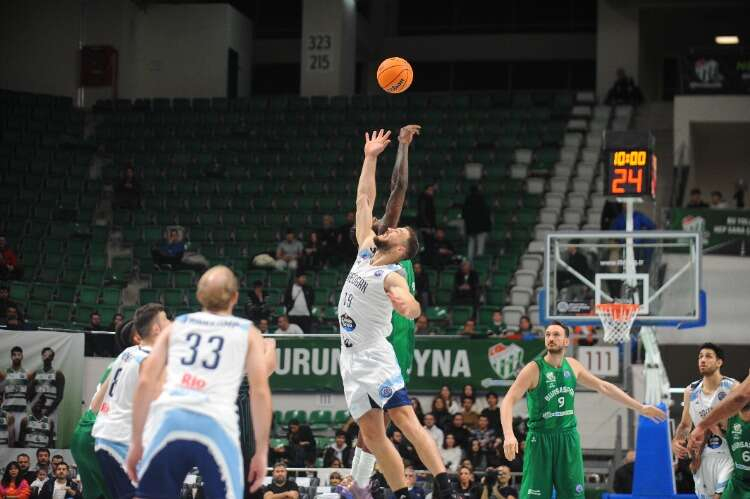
[
  {"left": 339, "top": 340, "right": 405, "bottom": 421},
  {"left": 693, "top": 451, "right": 734, "bottom": 498}
]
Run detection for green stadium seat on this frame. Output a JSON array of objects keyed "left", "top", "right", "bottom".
[
  {"left": 100, "top": 287, "right": 121, "bottom": 306},
  {"left": 333, "top": 410, "right": 349, "bottom": 427},
  {"left": 75, "top": 303, "right": 97, "bottom": 322},
  {"left": 434, "top": 289, "right": 452, "bottom": 306},
  {"left": 282, "top": 410, "right": 308, "bottom": 425},
  {"left": 314, "top": 288, "right": 331, "bottom": 307},
  {"left": 268, "top": 271, "right": 290, "bottom": 289},
  {"left": 173, "top": 271, "right": 195, "bottom": 288},
  {"left": 30, "top": 283, "right": 55, "bottom": 302},
  {"left": 139, "top": 288, "right": 161, "bottom": 304},
  {"left": 317, "top": 270, "right": 339, "bottom": 288},
  {"left": 55, "top": 285, "right": 76, "bottom": 303},
  {"left": 98, "top": 305, "right": 117, "bottom": 326},
  {"left": 438, "top": 271, "right": 454, "bottom": 290},
  {"left": 77, "top": 285, "right": 100, "bottom": 305},
  {"left": 25, "top": 301, "right": 47, "bottom": 321},
  {"left": 48, "top": 302, "right": 73, "bottom": 322},
  {"left": 485, "top": 289, "right": 506, "bottom": 306},
  {"left": 9, "top": 282, "right": 30, "bottom": 301},
  {"left": 426, "top": 306, "right": 448, "bottom": 323},
  {"left": 451, "top": 306, "right": 474, "bottom": 326},
  {"left": 163, "top": 289, "right": 185, "bottom": 308},
  {"left": 82, "top": 270, "right": 105, "bottom": 286},
  {"left": 308, "top": 410, "right": 333, "bottom": 432},
  {"left": 477, "top": 306, "right": 498, "bottom": 327}
]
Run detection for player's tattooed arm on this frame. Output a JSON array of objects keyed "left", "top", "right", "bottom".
[
  {"left": 673, "top": 387, "right": 693, "bottom": 458},
  {"left": 384, "top": 272, "right": 421, "bottom": 319},
  {"left": 381, "top": 125, "right": 420, "bottom": 229},
  {"left": 356, "top": 129, "right": 391, "bottom": 247}
]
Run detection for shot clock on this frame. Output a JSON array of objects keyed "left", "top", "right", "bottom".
[{"left": 602, "top": 130, "right": 656, "bottom": 198}]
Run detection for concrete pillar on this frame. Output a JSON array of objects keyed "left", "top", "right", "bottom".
[
  {"left": 300, "top": 0, "right": 356, "bottom": 96},
  {"left": 596, "top": 0, "right": 639, "bottom": 101}
]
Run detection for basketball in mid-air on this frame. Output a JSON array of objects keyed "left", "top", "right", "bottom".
[{"left": 377, "top": 57, "right": 413, "bottom": 94}]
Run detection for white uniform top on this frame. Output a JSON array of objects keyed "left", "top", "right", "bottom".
[
  {"left": 689, "top": 376, "right": 738, "bottom": 455},
  {"left": 337, "top": 247, "right": 405, "bottom": 350},
  {"left": 147, "top": 311, "right": 250, "bottom": 441},
  {"left": 92, "top": 345, "right": 151, "bottom": 443}
]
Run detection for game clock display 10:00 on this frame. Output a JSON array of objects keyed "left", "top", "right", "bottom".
[{"left": 605, "top": 149, "right": 654, "bottom": 197}]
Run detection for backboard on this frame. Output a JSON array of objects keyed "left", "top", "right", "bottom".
[{"left": 541, "top": 231, "right": 705, "bottom": 328}]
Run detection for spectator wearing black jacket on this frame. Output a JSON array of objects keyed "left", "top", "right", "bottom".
[
  {"left": 283, "top": 272, "right": 314, "bottom": 334},
  {"left": 114, "top": 165, "right": 141, "bottom": 210},
  {"left": 463, "top": 186, "right": 491, "bottom": 261},
  {"left": 286, "top": 419, "right": 316, "bottom": 467},
  {"left": 246, "top": 280, "right": 271, "bottom": 323},
  {"left": 37, "top": 463, "right": 82, "bottom": 499},
  {"left": 613, "top": 450, "right": 636, "bottom": 493},
  {"left": 445, "top": 413, "right": 472, "bottom": 451},
  {"left": 323, "top": 431, "right": 354, "bottom": 467},
  {"left": 417, "top": 183, "right": 437, "bottom": 231},
  {"left": 454, "top": 260, "right": 480, "bottom": 308},
  {"left": 413, "top": 262, "right": 432, "bottom": 309},
  {"left": 426, "top": 228, "right": 456, "bottom": 269}
]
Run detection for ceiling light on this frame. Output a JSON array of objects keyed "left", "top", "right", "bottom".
[{"left": 715, "top": 35, "right": 739, "bottom": 45}]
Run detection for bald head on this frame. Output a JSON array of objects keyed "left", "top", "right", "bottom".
[{"left": 196, "top": 266, "right": 239, "bottom": 313}]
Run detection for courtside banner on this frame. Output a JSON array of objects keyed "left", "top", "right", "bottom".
[
  {"left": 0, "top": 330, "right": 85, "bottom": 447},
  {"left": 269, "top": 337, "right": 546, "bottom": 393},
  {"left": 670, "top": 208, "right": 750, "bottom": 255}
]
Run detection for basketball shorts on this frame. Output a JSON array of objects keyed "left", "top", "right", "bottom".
[
  {"left": 94, "top": 437, "right": 135, "bottom": 499},
  {"left": 693, "top": 451, "right": 734, "bottom": 498},
  {"left": 71, "top": 411, "right": 111, "bottom": 499},
  {"left": 721, "top": 476, "right": 750, "bottom": 499},
  {"left": 520, "top": 429, "right": 585, "bottom": 499},
  {"left": 340, "top": 341, "right": 409, "bottom": 420},
  {"left": 137, "top": 408, "right": 244, "bottom": 499}
]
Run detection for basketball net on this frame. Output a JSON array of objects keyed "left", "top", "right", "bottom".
[{"left": 596, "top": 303, "right": 640, "bottom": 344}]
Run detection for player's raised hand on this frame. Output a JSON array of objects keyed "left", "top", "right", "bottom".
[
  {"left": 640, "top": 404, "right": 667, "bottom": 422},
  {"left": 248, "top": 452, "right": 268, "bottom": 492},
  {"left": 398, "top": 124, "right": 421, "bottom": 145},
  {"left": 503, "top": 433, "right": 519, "bottom": 461},
  {"left": 125, "top": 441, "right": 143, "bottom": 483},
  {"left": 687, "top": 425, "right": 706, "bottom": 454},
  {"left": 364, "top": 129, "right": 392, "bottom": 158}
]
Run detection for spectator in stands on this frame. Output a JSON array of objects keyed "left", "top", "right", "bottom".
[
  {"left": 453, "top": 260, "right": 480, "bottom": 308},
  {"left": 412, "top": 262, "right": 432, "bottom": 309},
  {"left": 317, "top": 215, "right": 339, "bottom": 266},
  {"left": 88, "top": 312, "right": 102, "bottom": 330},
  {"left": 452, "top": 466, "right": 478, "bottom": 499},
  {"left": 605, "top": 68, "right": 643, "bottom": 106},
  {"left": 463, "top": 185, "right": 491, "bottom": 261},
  {"left": 337, "top": 212, "right": 358, "bottom": 260},
  {"left": 423, "top": 413, "right": 444, "bottom": 448},
  {"left": 29, "top": 468, "right": 48, "bottom": 497},
  {"left": 466, "top": 439, "right": 486, "bottom": 471},
  {"left": 481, "top": 393, "right": 501, "bottom": 434},
  {"left": 446, "top": 413, "right": 471, "bottom": 450},
  {"left": 50, "top": 455, "right": 64, "bottom": 468},
  {"left": 263, "top": 463, "right": 299, "bottom": 499},
  {"left": 613, "top": 449, "right": 636, "bottom": 493},
  {"left": 686, "top": 188, "right": 709, "bottom": 208},
  {"left": 35, "top": 448, "right": 51, "bottom": 474},
  {"left": 710, "top": 191, "right": 728, "bottom": 209},
  {"left": 431, "top": 397, "right": 452, "bottom": 430},
  {"left": 329, "top": 458, "right": 343, "bottom": 468},
  {"left": 302, "top": 231, "right": 322, "bottom": 269},
  {"left": 518, "top": 316, "right": 537, "bottom": 341},
  {"left": 274, "top": 315, "right": 303, "bottom": 335},
  {"left": 472, "top": 415, "right": 496, "bottom": 452},
  {"left": 417, "top": 183, "right": 437, "bottom": 232},
  {"left": 0, "top": 285, "right": 18, "bottom": 321},
  {"left": 257, "top": 318, "right": 270, "bottom": 335},
  {"left": 38, "top": 462, "right": 81, "bottom": 499},
  {"left": 246, "top": 280, "right": 271, "bottom": 323},
  {"left": 286, "top": 419, "right": 316, "bottom": 468},
  {"left": 411, "top": 397, "right": 425, "bottom": 424},
  {"left": 462, "top": 384, "right": 486, "bottom": 412},
  {"left": 2, "top": 305, "right": 25, "bottom": 329},
  {"left": 0, "top": 237, "right": 21, "bottom": 280},
  {"left": 461, "top": 397, "right": 480, "bottom": 429},
  {"left": 486, "top": 311, "right": 506, "bottom": 336},
  {"left": 440, "top": 434, "right": 463, "bottom": 473},
  {"left": 734, "top": 179, "right": 746, "bottom": 208},
  {"left": 16, "top": 454, "right": 35, "bottom": 485},
  {"left": 152, "top": 229, "right": 185, "bottom": 269},
  {"left": 479, "top": 466, "right": 518, "bottom": 499},
  {"left": 460, "top": 320, "right": 480, "bottom": 339},
  {"left": 403, "top": 466, "right": 426, "bottom": 499},
  {"left": 600, "top": 201, "right": 622, "bottom": 231},
  {"left": 0, "top": 461, "right": 30, "bottom": 499},
  {"left": 415, "top": 315, "right": 430, "bottom": 335},
  {"left": 426, "top": 228, "right": 456, "bottom": 268},
  {"left": 557, "top": 241, "right": 594, "bottom": 297},
  {"left": 284, "top": 271, "right": 314, "bottom": 334},
  {"left": 391, "top": 429, "right": 418, "bottom": 466},
  {"left": 114, "top": 165, "right": 141, "bottom": 210},
  {"left": 324, "top": 430, "right": 354, "bottom": 468},
  {"left": 109, "top": 313, "right": 124, "bottom": 332},
  {"left": 276, "top": 229, "right": 304, "bottom": 272},
  {"left": 486, "top": 437, "right": 508, "bottom": 469},
  {"left": 438, "top": 385, "right": 461, "bottom": 414}
]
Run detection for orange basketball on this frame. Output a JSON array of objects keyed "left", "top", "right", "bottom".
[{"left": 377, "top": 57, "right": 413, "bottom": 94}]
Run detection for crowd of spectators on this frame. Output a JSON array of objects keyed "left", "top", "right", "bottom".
[{"left": 0, "top": 449, "right": 82, "bottom": 499}]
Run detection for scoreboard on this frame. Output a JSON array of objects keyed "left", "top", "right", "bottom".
[{"left": 602, "top": 130, "right": 656, "bottom": 198}]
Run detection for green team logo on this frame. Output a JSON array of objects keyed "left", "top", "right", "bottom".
[
  {"left": 481, "top": 343, "right": 524, "bottom": 388},
  {"left": 733, "top": 423, "right": 742, "bottom": 434},
  {"left": 546, "top": 371, "right": 556, "bottom": 382}
]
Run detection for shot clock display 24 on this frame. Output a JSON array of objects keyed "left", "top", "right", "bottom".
[{"left": 602, "top": 131, "right": 656, "bottom": 198}]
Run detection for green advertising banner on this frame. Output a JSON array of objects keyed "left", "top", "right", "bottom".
[
  {"left": 670, "top": 208, "right": 750, "bottom": 255},
  {"left": 269, "top": 337, "right": 546, "bottom": 393}
]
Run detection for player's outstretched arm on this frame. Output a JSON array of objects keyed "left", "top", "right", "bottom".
[
  {"left": 384, "top": 272, "right": 420, "bottom": 319},
  {"left": 125, "top": 323, "right": 172, "bottom": 482},
  {"left": 690, "top": 371, "right": 750, "bottom": 452},
  {"left": 381, "top": 125, "right": 420, "bottom": 229},
  {"left": 355, "top": 129, "right": 391, "bottom": 247},
  {"left": 246, "top": 325, "right": 273, "bottom": 492},
  {"left": 501, "top": 361, "right": 539, "bottom": 461},
  {"left": 89, "top": 373, "right": 112, "bottom": 414},
  {"left": 568, "top": 357, "right": 666, "bottom": 422}
]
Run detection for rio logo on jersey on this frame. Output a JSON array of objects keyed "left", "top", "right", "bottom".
[
  {"left": 181, "top": 372, "right": 206, "bottom": 390},
  {"left": 340, "top": 314, "right": 356, "bottom": 332}
]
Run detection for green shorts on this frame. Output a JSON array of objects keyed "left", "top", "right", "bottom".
[
  {"left": 721, "top": 476, "right": 750, "bottom": 499},
  {"left": 389, "top": 317, "right": 415, "bottom": 384},
  {"left": 520, "top": 429, "right": 585, "bottom": 499},
  {"left": 70, "top": 410, "right": 111, "bottom": 499}
]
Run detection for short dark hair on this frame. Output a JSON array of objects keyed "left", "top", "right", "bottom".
[
  {"left": 134, "top": 303, "right": 165, "bottom": 339},
  {"left": 273, "top": 461, "right": 287, "bottom": 469},
  {"left": 289, "top": 418, "right": 300, "bottom": 426},
  {"left": 16, "top": 453, "right": 29, "bottom": 461},
  {"left": 286, "top": 228, "right": 295, "bottom": 234},
  {"left": 335, "top": 430, "right": 346, "bottom": 437},
  {"left": 90, "top": 311, "right": 100, "bottom": 318},
  {"left": 690, "top": 188, "right": 702, "bottom": 195},
  {"left": 52, "top": 454, "right": 64, "bottom": 460},
  {"left": 252, "top": 280, "right": 264, "bottom": 288},
  {"left": 547, "top": 320, "right": 570, "bottom": 337},
  {"left": 486, "top": 391, "right": 498, "bottom": 400},
  {"left": 462, "top": 396, "right": 474, "bottom": 404},
  {"left": 42, "top": 347, "right": 53, "bottom": 355},
  {"left": 404, "top": 226, "right": 420, "bottom": 259},
  {"left": 699, "top": 342, "right": 724, "bottom": 361},
  {"left": 36, "top": 448, "right": 50, "bottom": 457},
  {"left": 115, "top": 320, "right": 135, "bottom": 351},
  {"left": 11, "top": 346, "right": 22, "bottom": 355}
]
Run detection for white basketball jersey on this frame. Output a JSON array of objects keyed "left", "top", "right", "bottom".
[
  {"left": 148, "top": 312, "right": 251, "bottom": 440},
  {"left": 92, "top": 345, "right": 151, "bottom": 443},
  {"left": 689, "top": 376, "right": 737, "bottom": 455},
  {"left": 337, "top": 247, "right": 405, "bottom": 349}
]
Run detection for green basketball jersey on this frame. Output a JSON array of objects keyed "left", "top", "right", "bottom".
[
  {"left": 727, "top": 414, "right": 750, "bottom": 482},
  {"left": 526, "top": 357, "right": 578, "bottom": 432},
  {"left": 388, "top": 259, "right": 416, "bottom": 382}
]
